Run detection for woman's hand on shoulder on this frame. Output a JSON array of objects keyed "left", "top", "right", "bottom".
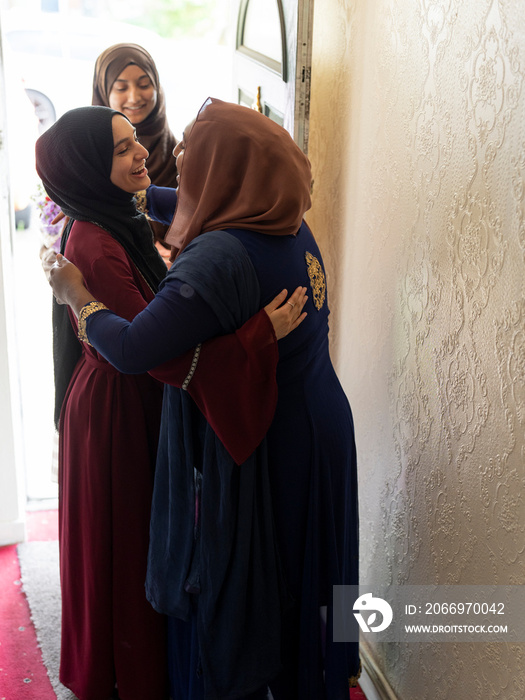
[
  {"left": 264, "top": 286, "right": 308, "bottom": 340},
  {"left": 47, "top": 254, "right": 82, "bottom": 304},
  {"left": 40, "top": 245, "right": 57, "bottom": 275},
  {"left": 47, "top": 254, "right": 95, "bottom": 316}
]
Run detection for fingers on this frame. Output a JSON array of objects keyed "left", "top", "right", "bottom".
[
  {"left": 266, "top": 286, "right": 309, "bottom": 340},
  {"left": 281, "top": 286, "right": 308, "bottom": 321},
  {"left": 285, "top": 287, "right": 308, "bottom": 331},
  {"left": 264, "top": 289, "right": 288, "bottom": 315},
  {"left": 48, "top": 255, "right": 71, "bottom": 304},
  {"left": 41, "top": 249, "right": 57, "bottom": 273},
  {"left": 51, "top": 211, "right": 65, "bottom": 225},
  {"left": 290, "top": 310, "right": 307, "bottom": 330},
  {"left": 264, "top": 287, "right": 308, "bottom": 321},
  {"left": 285, "top": 286, "right": 308, "bottom": 311}
]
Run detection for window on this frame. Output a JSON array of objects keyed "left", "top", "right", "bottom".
[{"left": 237, "top": 0, "right": 287, "bottom": 80}]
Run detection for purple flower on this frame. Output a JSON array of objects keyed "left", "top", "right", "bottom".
[{"left": 33, "top": 185, "right": 64, "bottom": 249}]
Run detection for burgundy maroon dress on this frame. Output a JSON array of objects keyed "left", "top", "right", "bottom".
[{"left": 58, "top": 220, "right": 168, "bottom": 700}]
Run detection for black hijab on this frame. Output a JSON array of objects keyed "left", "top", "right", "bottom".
[{"left": 35, "top": 105, "right": 167, "bottom": 429}]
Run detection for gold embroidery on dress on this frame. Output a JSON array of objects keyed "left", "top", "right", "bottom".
[
  {"left": 348, "top": 662, "right": 362, "bottom": 687},
  {"left": 182, "top": 344, "right": 202, "bottom": 390},
  {"left": 77, "top": 301, "right": 109, "bottom": 345},
  {"left": 134, "top": 190, "right": 149, "bottom": 215},
  {"left": 305, "top": 251, "right": 326, "bottom": 310}
]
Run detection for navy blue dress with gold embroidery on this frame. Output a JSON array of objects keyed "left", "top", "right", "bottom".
[{"left": 84, "top": 219, "right": 360, "bottom": 700}]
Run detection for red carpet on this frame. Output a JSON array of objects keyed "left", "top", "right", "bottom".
[
  {"left": 351, "top": 685, "right": 367, "bottom": 699},
  {"left": 0, "top": 509, "right": 366, "bottom": 699},
  {"left": 0, "top": 510, "right": 58, "bottom": 699}
]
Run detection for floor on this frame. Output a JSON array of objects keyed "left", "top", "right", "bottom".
[
  {"left": 0, "top": 509, "right": 59, "bottom": 699},
  {"left": 1, "top": 509, "right": 369, "bottom": 699}
]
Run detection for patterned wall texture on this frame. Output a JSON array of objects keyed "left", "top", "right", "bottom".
[{"left": 307, "top": 0, "right": 525, "bottom": 697}]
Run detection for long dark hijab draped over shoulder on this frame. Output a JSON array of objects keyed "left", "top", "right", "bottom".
[
  {"left": 35, "top": 105, "right": 167, "bottom": 429},
  {"left": 92, "top": 43, "right": 178, "bottom": 189},
  {"left": 165, "top": 97, "right": 312, "bottom": 255},
  {"left": 155, "top": 99, "right": 313, "bottom": 696}
]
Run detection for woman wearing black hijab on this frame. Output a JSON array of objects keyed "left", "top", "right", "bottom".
[
  {"left": 36, "top": 105, "right": 169, "bottom": 700},
  {"left": 36, "top": 105, "right": 306, "bottom": 700}
]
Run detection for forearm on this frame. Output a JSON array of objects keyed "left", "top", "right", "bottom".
[
  {"left": 67, "top": 286, "right": 97, "bottom": 318},
  {"left": 84, "top": 280, "right": 223, "bottom": 373},
  {"left": 145, "top": 184, "right": 177, "bottom": 225}
]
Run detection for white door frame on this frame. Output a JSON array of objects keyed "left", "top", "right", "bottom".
[
  {"left": 293, "top": 0, "right": 314, "bottom": 153},
  {"left": 0, "top": 27, "right": 27, "bottom": 545}
]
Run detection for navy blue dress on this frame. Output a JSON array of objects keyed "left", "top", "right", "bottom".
[{"left": 85, "top": 218, "right": 360, "bottom": 700}]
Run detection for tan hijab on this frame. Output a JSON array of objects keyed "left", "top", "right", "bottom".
[
  {"left": 92, "top": 43, "right": 178, "bottom": 188},
  {"left": 165, "top": 98, "right": 312, "bottom": 255}
]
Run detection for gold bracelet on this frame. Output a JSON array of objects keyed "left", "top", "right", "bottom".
[{"left": 77, "top": 301, "right": 109, "bottom": 345}]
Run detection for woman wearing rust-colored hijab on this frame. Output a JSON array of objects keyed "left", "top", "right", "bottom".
[
  {"left": 164, "top": 97, "right": 312, "bottom": 255},
  {"left": 92, "top": 43, "right": 178, "bottom": 251},
  {"left": 47, "top": 98, "right": 360, "bottom": 700}
]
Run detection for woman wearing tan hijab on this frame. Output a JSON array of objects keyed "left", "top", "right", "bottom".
[
  {"left": 92, "top": 43, "right": 177, "bottom": 253},
  {"left": 47, "top": 98, "right": 360, "bottom": 700}
]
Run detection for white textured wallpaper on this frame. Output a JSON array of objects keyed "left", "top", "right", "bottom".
[{"left": 308, "top": 0, "right": 525, "bottom": 697}]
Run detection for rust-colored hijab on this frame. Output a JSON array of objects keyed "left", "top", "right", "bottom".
[
  {"left": 165, "top": 98, "right": 312, "bottom": 255},
  {"left": 92, "top": 43, "right": 178, "bottom": 188}
]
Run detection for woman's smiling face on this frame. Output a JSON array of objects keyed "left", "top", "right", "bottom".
[
  {"left": 110, "top": 114, "right": 151, "bottom": 193},
  {"left": 108, "top": 63, "right": 157, "bottom": 125}
]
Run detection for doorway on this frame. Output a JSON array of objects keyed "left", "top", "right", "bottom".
[
  {"left": 0, "top": 0, "right": 312, "bottom": 506},
  {"left": 1, "top": 0, "right": 236, "bottom": 503}
]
